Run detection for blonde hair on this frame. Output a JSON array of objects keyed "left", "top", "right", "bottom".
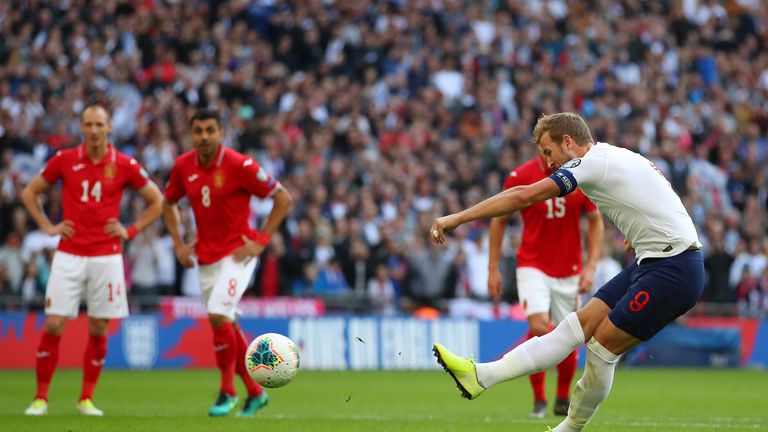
[{"left": 532, "top": 112, "right": 593, "bottom": 146}]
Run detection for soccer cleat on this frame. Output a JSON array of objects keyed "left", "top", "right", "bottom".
[
  {"left": 554, "top": 397, "right": 570, "bottom": 416},
  {"left": 208, "top": 392, "right": 238, "bottom": 417},
  {"left": 529, "top": 400, "right": 547, "bottom": 419},
  {"left": 432, "top": 343, "right": 486, "bottom": 400},
  {"left": 77, "top": 399, "right": 104, "bottom": 416},
  {"left": 544, "top": 427, "right": 554, "bottom": 432},
  {"left": 24, "top": 399, "right": 48, "bottom": 416},
  {"left": 236, "top": 391, "right": 269, "bottom": 417}
]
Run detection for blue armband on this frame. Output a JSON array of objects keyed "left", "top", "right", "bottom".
[{"left": 549, "top": 169, "right": 578, "bottom": 197}]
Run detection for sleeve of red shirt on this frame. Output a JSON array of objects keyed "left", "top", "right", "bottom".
[
  {"left": 241, "top": 158, "right": 278, "bottom": 198},
  {"left": 163, "top": 164, "right": 186, "bottom": 203},
  {"left": 39, "top": 151, "right": 63, "bottom": 184},
  {"left": 126, "top": 158, "right": 150, "bottom": 190},
  {"left": 502, "top": 170, "right": 523, "bottom": 190}
]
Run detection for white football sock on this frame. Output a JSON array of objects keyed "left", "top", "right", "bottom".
[
  {"left": 475, "top": 312, "right": 585, "bottom": 388},
  {"left": 552, "top": 337, "right": 620, "bottom": 432}
]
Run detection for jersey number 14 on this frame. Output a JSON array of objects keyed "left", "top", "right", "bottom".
[{"left": 80, "top": 180, "right": 102, "bottom": 203}]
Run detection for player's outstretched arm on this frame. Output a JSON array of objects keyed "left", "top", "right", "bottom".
[
  {"left": 21, "top": 176, "right": 75, "bottom": 239},
  {"left": 105, "top": 182, "right": 164, "bottom": 240},
  {"left": 162, "top": 199, "right": 196, "bottom": 268},
  {"left": 430, "top": 178, "right": 561, "bottom": 245},
  {"left": 487, "top": 214, "right": 510, "bottom": 303}
]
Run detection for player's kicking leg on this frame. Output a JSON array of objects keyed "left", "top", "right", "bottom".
[
  {"left": 433, "top": 305, "right": 593, "bottom": 401},
  {"left": 233, "top": 322, "right": 269, "bottom": 417}
]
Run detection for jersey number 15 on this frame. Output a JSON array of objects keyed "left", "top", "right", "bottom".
[{"left": 545, "top": 197, "right": 566, "bottom": 219}]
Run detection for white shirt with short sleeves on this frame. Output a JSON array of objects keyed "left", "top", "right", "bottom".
[{"left": 552, "top": 142, "right": 700, "bottom": 262}]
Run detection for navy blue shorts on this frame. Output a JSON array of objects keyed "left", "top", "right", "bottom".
[{"left": 593, "top": 250, "right": 704, "bottom": 341}]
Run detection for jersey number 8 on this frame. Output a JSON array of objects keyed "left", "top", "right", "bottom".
[{"left": 201, "top": 185, "right": 211, "bottom": 207}]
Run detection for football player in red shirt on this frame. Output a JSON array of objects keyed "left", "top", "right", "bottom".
[
  {"left": 488, "top": 155, "right": 603, "bottom": 418},
  {"left": 20, "top": 105, "right": 163, "bottom": 416},
  {"left": 163, "top": 108, "right": 293, "bottom": 417}
]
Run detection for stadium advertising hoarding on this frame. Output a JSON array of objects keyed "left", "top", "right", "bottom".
[{"left": 1, "top": 313, "right": 765, "bottom": 369}]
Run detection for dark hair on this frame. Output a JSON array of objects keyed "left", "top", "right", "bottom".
[{"left": 189, "top": 108, "right": 221, "bottom": 127}]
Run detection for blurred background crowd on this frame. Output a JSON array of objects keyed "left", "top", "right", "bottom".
[{"left": 1, "top": 0, "right": 767, "bottom": 318}]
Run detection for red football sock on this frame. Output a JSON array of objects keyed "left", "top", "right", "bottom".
[
  {"left": 526, "top": 331, "right": 547, "bottom": 402},
  {"left": 80, "top": 334, "right": 107, "bottom": 401},
  {"left": 212, "top": 322, "right": 237, "bottom": 396},
  {"left": 34, "top": 332, "right": 61, "bottom": 401},
  {"left": 556, "top": 349, "right": 578, "bottom": 400},
  {"left": 234, "top": 326, "right": 263, "bottom": 397}
]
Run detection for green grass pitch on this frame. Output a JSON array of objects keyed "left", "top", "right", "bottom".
[{"left": 1, "top": 369, "right": 766, "bottom": 431}]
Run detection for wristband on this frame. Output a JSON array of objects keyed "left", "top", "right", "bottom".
[
  {"left": 252, "top": 231, "right": 271, "bottom": 247},
  {"left": 126, "top": 225, "right": 139, "bottom": 240}
]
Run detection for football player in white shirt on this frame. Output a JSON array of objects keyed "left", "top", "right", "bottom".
[{"left": 430, "top": 112, "right": 703, "bottom": 432}]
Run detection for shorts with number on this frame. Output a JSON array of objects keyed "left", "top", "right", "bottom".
[
  {"left": 198, "top": 255, "right": 258, "bottom": 320},
  {"left": 45, "top": 251, "right": 128, "bottom": 319},
  {"left": 516, "top": 267, "right": 579, "bottom": 325},
  {"left": 594, "top": 249, "right": 704, "bottom": 341}
]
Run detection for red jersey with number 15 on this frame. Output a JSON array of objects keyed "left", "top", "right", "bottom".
[
  {"left": 504, "top": 156, "right": 598, "bottom": 278},
  {"left": 164, "top": 145, "right": 279, "bottom": 265},
  {"left": 40, "top": 144, "right": 150, "bottom": 256}
]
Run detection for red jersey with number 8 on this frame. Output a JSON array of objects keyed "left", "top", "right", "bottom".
[
  {"left": 504, "top": 157, "right": 598, "bottom": 278},
  {"left": 164, "top": 146, "right": 278, "bottom": 265},
  {"left": 40, "top": 144, "right": 150, "bottom": 256}
]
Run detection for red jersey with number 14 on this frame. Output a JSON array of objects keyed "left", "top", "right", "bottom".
[
  {"left": 504, "top": 157, "right": 598, "bottom": 278},
  {"left": 164, "top": 146, "right": 279, "bottom": 265},
  {"left": 40, "top": 144, "right": 150, "bottom": 256}
]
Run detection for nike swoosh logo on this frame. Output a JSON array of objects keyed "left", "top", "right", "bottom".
[
  {"left": 213, "top": 344, "right": 229, "bottom": 352},
  {"left": 187, "top": 174, "right": 199, "bottom": 182},
  {"left": 91, "top": 359, "right": 106, "bottom": 366},
  {"left": 36, "top": 351, "right": 50, "bottom": 358},
  {"left": 72, "top": 164, "right": 85, "bottom": 172},
  {"left": 243, "top": 159, "right": 253, "bottom": 167}
]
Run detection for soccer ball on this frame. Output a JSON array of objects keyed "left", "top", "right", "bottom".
[{"left": 244, "top": 333, "right": 300, "bottom": 388}]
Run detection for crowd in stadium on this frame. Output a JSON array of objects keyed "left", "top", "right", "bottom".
[{"left": 0, "top": 0, "right": 767, "bottom": 317}]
